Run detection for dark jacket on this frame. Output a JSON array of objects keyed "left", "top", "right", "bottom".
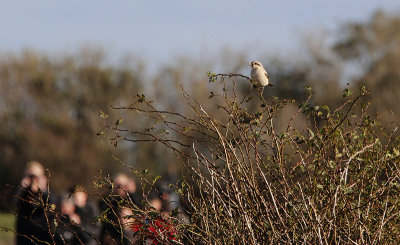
[{"left": 16, "top": 189, "right": 56, "bottom": 245}]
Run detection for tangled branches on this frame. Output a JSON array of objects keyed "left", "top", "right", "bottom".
[{"left": 104, "top": 74, "right": 400, "bottom": 244}]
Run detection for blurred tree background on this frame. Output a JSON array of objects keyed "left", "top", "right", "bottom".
[
  {"left": 0, "top": 10, "right": 399, "bottom": 211},
  {"left": 0, "top": 48, "right": 143, "bottom": 192}
]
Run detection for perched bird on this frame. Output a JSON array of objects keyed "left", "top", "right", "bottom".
[{"left": 249, "top": 60, "right": 273, "bottom": 87}]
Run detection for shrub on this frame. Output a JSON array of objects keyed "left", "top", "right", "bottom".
[{"left": 103, "top": 73, "right": 400, "bottom": 244}]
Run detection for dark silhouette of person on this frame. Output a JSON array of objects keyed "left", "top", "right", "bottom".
[
  {"left": 126, "top": 177, "right": 142, "bottom": 209},
  {"left": 99, "top": 173, "right": 134, "bottom": 245},
  {"left": 16, "top": 161, "right": 56, "bottom": 245},
  {"left": 54, "top": 194, "right": 88, "bottom": 245},
  {"left": 73, "top": 187, "right": 98, "bottom": 244}
]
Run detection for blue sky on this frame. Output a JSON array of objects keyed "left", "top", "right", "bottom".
[{"left": 1, "top": 1, "right": 399, "bottom": 68}]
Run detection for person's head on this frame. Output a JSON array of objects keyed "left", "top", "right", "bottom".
[
  {"left": 25, "top": 161, "right": 45, "bottom": 177},
  {"left": 159, "top": 182, "right": 171, "bottom": 202},
  {"left": 148, "top": 192, "right": 162, "bottom": 211},
  {"left": 127, "top": 177, "right": 137, "bottom": 194},
  {"left": 22, "top": 161, "right": 47, "bottom": 192},
  {"left": 73, "top": 188, "right": 88, "bottom": 208},
  {"left": 114, "top": 173, "right": 129, "bottom": 197},
  {"left": 119, "top": 207, "right": 134, "bottom": 228},
  {"left": 60, "top": 196, "right": 76, "bottom": 215}
]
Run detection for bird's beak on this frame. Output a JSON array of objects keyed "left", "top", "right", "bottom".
[{"left": 248, "top": 62, "right": 251, "bottom": 66}]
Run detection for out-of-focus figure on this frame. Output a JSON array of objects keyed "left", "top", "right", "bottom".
[
  {"left": 16, "top": 161, "right": 56, "bottom": 245},
  {"left": 118, "top": 207, "right": 138, "bottom": 244},
  {"left": 55, "top": 194, "right": 88, "bottom": 245},
  {"left": 127, "top": 177, "right": 141, "bottom": 208},
  {"left": 73, "top": 187, "right": 98, "bottom": 244},
  {"left": 148, "top": 192, "right": 162, "bottom": 212},
  {"left": 99, "top": 173, "right": 137, "bottom": 245},
  {"left": 159, "top": 182, "right": 179, "bottom": 213}
]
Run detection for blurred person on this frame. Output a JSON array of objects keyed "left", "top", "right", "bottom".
[
  {"left": 19, "top": 161, "right": 48, "bottom": 192},
  {"left": 143, "top": 193, "right": 178, "bottom": 244},
  {"left": 123, "top": 192, "right": 178, "bottom": 245},
  {"left": 126, "top": 177, "right": 136, "bottom": 195},
  {"left": 73, "top": 187, "right": 98, "bottom": 244},
  {"left": 119, "top": 207, "right": 134, "bottom": 231},
  {"left": 145, "top": 216, "right": 178, "bottom": 245},
  {"left": 55, "top": 194, "right": 88, "bottom": 245},
  {"left": 159, "top": 182, "right": 179, "bottom": 213},
  {"left": 127, "top": 177, "right": 142, "bottom": 208},
  {"left": 16, "top": 161, "right": 56, "bottom": 245},
  {"left": 118, "top": 207, "right": 139, "bottom": 244},
  {"left": 148, "top": 193, "right": 162, "bottom": 212},
  {"left": 114, "top": 173, "right": 129, "bottom": 198},
  {"left": 99, "top": 173, "right": 133, "bottom": 245},
  {"left": 59, "top": 194, "right": 81, "bottom": 224}
]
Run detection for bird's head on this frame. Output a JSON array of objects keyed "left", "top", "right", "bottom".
[{"left": 249, "top": 60, "right": 263, "bottom": 69}]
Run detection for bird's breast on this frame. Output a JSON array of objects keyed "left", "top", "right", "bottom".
[{"left": 251, "top": 69, "right": 269, "bottom": 86}]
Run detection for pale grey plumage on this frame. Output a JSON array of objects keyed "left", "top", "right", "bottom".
[{"left": 249, "top": 60, "right": 273, "bottom": 87}]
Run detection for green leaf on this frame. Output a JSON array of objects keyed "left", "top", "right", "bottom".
[
  {"left": 321, "top": 104, "right": 330, "bottom": 111},
  {"left": 307, "top": 128, "right": 314, "bottom": 138},
  {"left": 115, "top": 118, "right": 123, "bottom": 126},
  {"left": 343, "top": 88, "right": 353, "bottom": 98},
  {"left": 305, "top": 86, "right": 313, "bottom": 95},
  {"left": 99, "top": 110, "right": 109, "bottom": 118},
  {"left": 360, "top": 85, "right": 368, "bottom": 95},
  {"left": 207, "top": 71, "right": 216, "bottom": 82},
  {"left": 394, "top": 148, "right": 400, "bottom": 156},
  {"left": 153, "top": 175, "right": 161, "bottom": 185},
  {"left": 137, "top": 94, "right": 146, "bottom": 103}
]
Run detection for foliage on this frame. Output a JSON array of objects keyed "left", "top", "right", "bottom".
[
  {"left": 1, "top": 9, "right": 400, "bottom": 244},
  {"left": 104, "top": 73, "right": 400, "bottom": 243},
  {"left": 2, "top": 10, "right": 400, "bottom": 200}
]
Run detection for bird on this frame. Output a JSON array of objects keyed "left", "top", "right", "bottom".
[{"left": 249, "top": 60, "right": 273, "bottom": 88}]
